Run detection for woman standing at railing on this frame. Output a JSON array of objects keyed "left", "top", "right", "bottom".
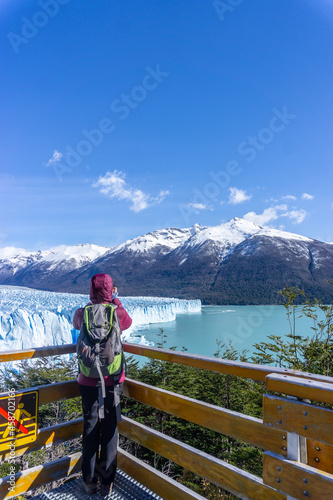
[{"left": 73, "top": 273, "right": 132, "bottom": 497}]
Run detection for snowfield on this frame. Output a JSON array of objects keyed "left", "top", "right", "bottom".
[{"left": 0, "top": 287, "right": 201, "bottom": 352}]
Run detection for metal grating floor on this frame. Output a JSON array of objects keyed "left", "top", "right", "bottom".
[{"left": 31, "top": 470, "right": 163, "bottom": 500}]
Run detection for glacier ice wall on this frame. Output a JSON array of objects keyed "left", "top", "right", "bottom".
[{"left": 0, "top": 287, "right": 201, "bottom": 353}]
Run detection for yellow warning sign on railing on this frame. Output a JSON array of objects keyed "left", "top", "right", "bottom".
[{"left": 0, "top": 391, "right": 38, "bottom": 452}]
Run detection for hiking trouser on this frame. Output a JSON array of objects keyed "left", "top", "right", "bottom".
[{"left": 79, "top": 384, "right": 121, "bottom": 486}]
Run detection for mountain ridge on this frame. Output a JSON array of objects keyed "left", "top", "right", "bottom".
[{"left": 1, "top": 218, "right": 332, "bottom": 304}]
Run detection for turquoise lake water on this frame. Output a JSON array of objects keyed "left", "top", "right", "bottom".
[{"left": 134, "top": 305, "right": 322, "bottom": 358}]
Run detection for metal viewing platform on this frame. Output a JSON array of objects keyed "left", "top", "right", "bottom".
[
  {"left": 1, "top": 342, "right": 333, "bottom": 499},
  {"left": 31, "top": 470, "right": 162, "bottom": 499}
]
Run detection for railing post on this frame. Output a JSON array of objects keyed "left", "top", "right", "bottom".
[
  {"left": 285, "top": 433, "right": 308, "bottom": 496},
  {"left": 286, "top": 396, "right": 308, "bottom": 500},
  {"left": 285, "top": 396, "right": 300, "bottom": 500},
  {"left": 263, "top": 374, "right": 333, "bottom": 499},
  {"left": 286, "top": 432, "right": 299, "bottom": 500}
]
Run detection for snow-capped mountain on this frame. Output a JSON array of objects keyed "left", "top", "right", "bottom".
[
  {"left": 172, "top": 217, "right": 263, "bottom": 264},
  {"left": 0, "top": 244, "right": 109, "bottom": 284},
  {"left": 108, "top": 225, "right": 204, "bottom": 256},
  {"left": 37, "top": 243, "right": 110, "bottom": 271},
  {"left": 0, "top": 248, "right": 50, "bottom": 282},
  {"left": 0, "top": 218, "right": 332, "bottom": 304}
]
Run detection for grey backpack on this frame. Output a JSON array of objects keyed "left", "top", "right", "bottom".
[{"left": 76, "top": 303, "right": 124, "bottom": 419}]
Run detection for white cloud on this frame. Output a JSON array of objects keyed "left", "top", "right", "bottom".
[
  {"left": 244, "top": 204, "right": 308, "bottom": 226},
  {"left": 92, "top": 170, "right": 169, "bottom": 212},
  {"left": 228, "top": 187, "right": 252, "bottom": 205},
  {"left": 282, "top": 194, "right": 297, "bottom": 200},
  {"left": 264, "top": 198, "right": 278, "bottom": 203},
  {"left": 301, "top": 193, "right": 314, "bottom": 200},
  {"left": 283, "top": 209, "right": 308, "bottom": 224},
  {"left": 243, "top": 207, "right": 279, "bottom": 226},
  {"left": 188, "top": 203, "right": 209, "bottom": 210},
  {"left": 275, "top": 204, "right": 288, "bottom": 211},
  {"left": 187, "top": 202, "right": 214, "bottom": 214},
  {"left": 46, "top": 150, "right": 63, "bottom": 166}
]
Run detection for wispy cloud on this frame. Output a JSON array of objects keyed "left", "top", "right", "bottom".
[
  {"left": 282, "top": 194, "right": 297, "bottom": 200},
  {"left": 92, "top": 170, "right": 169, "bottom": 213},
  {"left": 301, "top": 192, "right": 314, "bottom": 200},
  {"left": 244, "top": 204, "right": 307, "bottom": 226},
  {"left": 284, "top": 209, "right": 307, "bottom": 224},
  {"left": 46, "top": 150, "right": 63, "bottom": 166},
  {"left": 187, "top": 202, "right": 213, "bottom": 212},
  {"left": 228, "top": 187, "right": 252, "bottom": 205}
]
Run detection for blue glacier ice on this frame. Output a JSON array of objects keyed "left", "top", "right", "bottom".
[{"left": 0, "top": 286, "right": 201, "bottom": 353}]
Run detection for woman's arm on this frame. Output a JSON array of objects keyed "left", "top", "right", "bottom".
[
  {"left": 73, "top": 307, "right": 84, "bottom": 330},
  {"left": 112, "top": 298, "right": 132, "bottom": 331}
]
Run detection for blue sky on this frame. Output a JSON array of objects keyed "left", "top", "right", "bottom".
[{"left": 1, "top": 0, "right": 332, "bottom": 250}]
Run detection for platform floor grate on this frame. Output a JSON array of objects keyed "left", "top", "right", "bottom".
[{"left": 30, "top": 470, "right": 163, "bottom": 500}]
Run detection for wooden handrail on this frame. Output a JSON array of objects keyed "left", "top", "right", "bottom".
[
  {"left": 2, "top": 342, "right": 333, "bottom": 499},
  {"left": 118, "top": 449, "right": 205, "bottom": 500},
  {"left": 0, "top": 417, "right": 285, "bottom": 500},
  {"left": 2, "top": 415, "right": 330, "bottom": 478},
  {"left": 0, "top": 380, "right": 80, "bottom": 406},
  {"left": 0, "top": 378, "right": 286, "bottom": 455},
  {"left": 0, "top": 344, "right": 76, "bottom": 363},
  {"left": 263, "top": 452, "right": 333, "bottom": 499},
  {"left": 263, "top": 394, "right": 333, "bottom": 446},
  {"left": 2, "top": 342, "right": 333, "bottom": 385},
  {"left": 123, "top": 378, "right": 287, "bottom": 455},
  {"left": 266, "top": 373, "right": 333, "bottom": 405},
  {"left": 118, "top": 417, "right": 286, "bottom": 500},
  {"left": 0, "top": 451, "right": 82, "bottom": 500}
]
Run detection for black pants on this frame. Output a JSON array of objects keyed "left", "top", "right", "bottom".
[{"left": 79, "top": 384, "right": 120, "bottom": 486}]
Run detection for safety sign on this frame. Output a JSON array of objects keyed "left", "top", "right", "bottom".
[{"left": 0, "top": 391, "right": 38, "bottom": 453}]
